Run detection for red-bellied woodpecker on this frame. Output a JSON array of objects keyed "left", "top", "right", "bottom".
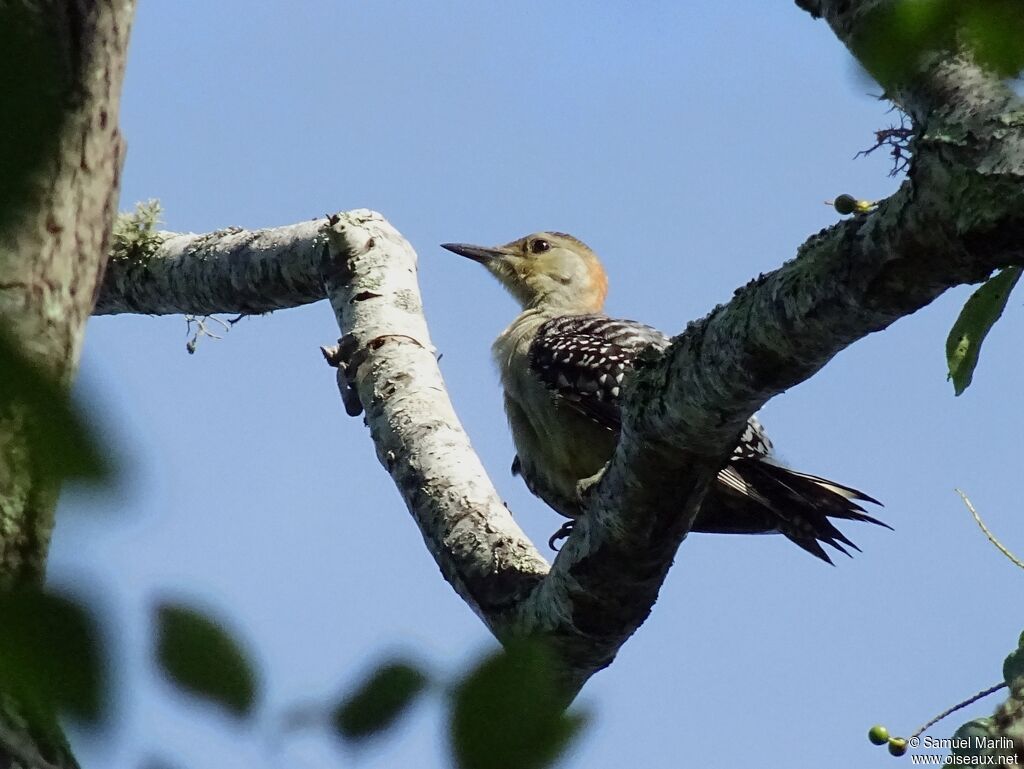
[{"left": 442, "top": 232, "right": 887, "bottom": 563}]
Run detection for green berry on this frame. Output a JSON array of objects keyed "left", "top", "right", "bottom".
[
  {"left": 888, "top": 737, "right": 908, "bottom": 756},
  {"left": 833, "top": 194, "right": 858, "bottom": 215},
  {"left": 868, "top": 725, "right": 890, "bottom": 745}
]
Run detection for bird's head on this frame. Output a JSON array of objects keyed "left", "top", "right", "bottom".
[{"left": 442, "top": 232, "right": 608, "bottom": 313}]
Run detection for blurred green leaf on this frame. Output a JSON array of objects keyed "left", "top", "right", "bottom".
[
  {"left": 856, "top": 0, "right": 1024, "bottom": 88},
  {"left": 857, "top": 0, "right": 959, "bottom": 87},
  {"left": 0, "top": 329, "right": 110, "bottom": 483},
  {"left": 946, "top": 267, "right": 1021, "bottom": 395},
  {"left": 951, "top": 718, "right": 994, "bottom": 759},
  {"left": 449, "top": 640, "right": 586, "bottom": 769},
  {"left": 332, "top": 661, "right": 428, "bottom": 742},
  {"left": 963, "top": 0, "right": 1024, "bottom": 77},
  {"left": 1003, "top": 630, "right": 1024, "bottom": 685},
  {"left": 0, "top": 589, "right": 105, "bottom": 724},
  {"left": 0, "top": 4, "right": 68, "bottom": 228},
  {"left": 155, "top": 602, "right": 258, "bottom": 717}
]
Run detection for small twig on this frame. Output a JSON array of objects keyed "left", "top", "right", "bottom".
[
  {"left": 208, "top": 316, "right": 232, "bottom": 333},
  {"left": 855, "top": 111, "right": 914, "bottom": 176},
  {"left": 956, "top": 489, "right": 1024, "bottom": 570},
  {"left": 183, "top": 314, "right": 235, "bottom": 354},
  {"left": 909, "top": 682, "right": 1009, "bottom": 741}
]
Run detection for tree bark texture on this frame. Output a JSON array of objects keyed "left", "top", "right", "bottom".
[
  {"left": 0, "top": 0, "right": 133, "bottom": 588},
  {"left": 95, "top": 220, "right": 327, "bottom": 316},
  {"left": 0, "top": 2, "right": 135, "bottom": 767}
]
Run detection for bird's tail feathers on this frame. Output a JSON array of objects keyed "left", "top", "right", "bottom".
[{"left": 721, "top": 459, "right": 888, "bottom": 564}]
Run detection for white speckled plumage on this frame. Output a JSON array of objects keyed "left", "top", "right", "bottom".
[{"left": 443, "top": 232, "right": 887, "bottom": 562}]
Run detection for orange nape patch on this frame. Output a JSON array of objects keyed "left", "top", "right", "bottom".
[{"left": 584, "top": 254, "right": 609, "bottom": 310}]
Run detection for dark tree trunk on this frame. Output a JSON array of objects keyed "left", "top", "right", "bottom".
[{"left": 0, "top": 2, "right": 135, "bottom": 766}]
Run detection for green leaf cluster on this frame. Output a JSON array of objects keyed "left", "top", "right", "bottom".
[
  {"left": 324, "top": 640, "right": 586, "bottom": 769},
  {"left": 950, "top": 631, "right": 1024, "bottom": 759},
  {"left": 1003, "top": 630, "right": 1024, "bottom": 687}
]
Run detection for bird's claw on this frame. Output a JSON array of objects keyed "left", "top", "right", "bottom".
[{"left": 548, "top": 521, "right": 575, "bottom": 551}]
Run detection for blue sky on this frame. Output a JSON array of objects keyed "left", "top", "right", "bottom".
[{"left": 53, "top": 2, "right": 1022, "bottom": 767}]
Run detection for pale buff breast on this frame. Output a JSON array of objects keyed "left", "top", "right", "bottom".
[{"left": 492, "top": 311, "right": 617, "bottom": 517}]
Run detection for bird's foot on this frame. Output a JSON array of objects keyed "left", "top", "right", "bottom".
[
  {"left": 548, "top": 521, "right": 575, "bottom": 551},
  {"left": 575, "top": 468, "right": 605, "bottom": 501}
]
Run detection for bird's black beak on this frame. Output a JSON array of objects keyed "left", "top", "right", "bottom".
[{"left": 440, "top": 242, "right": 506, "bottom": 263}]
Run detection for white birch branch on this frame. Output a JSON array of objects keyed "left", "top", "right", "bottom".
[
  {"left": 318, "top": 211, "right": 549, "bottom": 630},
  {"left": 94, "top": 220, "right": 328, "bottom": 316}
]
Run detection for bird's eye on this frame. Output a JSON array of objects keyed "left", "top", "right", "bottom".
[{"left": 530, "top": 239, "right": 551, "bottom": 254}]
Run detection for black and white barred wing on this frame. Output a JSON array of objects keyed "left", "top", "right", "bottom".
[
  {"left": 526, "top": 313, "right": 886, "bottom": 561},
  {"left": 527, "top": 313, "right": 775, "bottom": 460},
  {"left": 527, "top": 314, "right": 668, "bottom": 430}
]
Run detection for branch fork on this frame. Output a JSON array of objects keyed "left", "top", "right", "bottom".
[{"left": 91, "top": 3, "right": 1024, "bottom": 699}]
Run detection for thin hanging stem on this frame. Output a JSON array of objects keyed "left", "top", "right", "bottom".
[
  {"left": 956, "top": 489, "right": 1024, "bottom": 570},
  {"left": 910, "top": 682, "right": 1008, "bottom": 740}
]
